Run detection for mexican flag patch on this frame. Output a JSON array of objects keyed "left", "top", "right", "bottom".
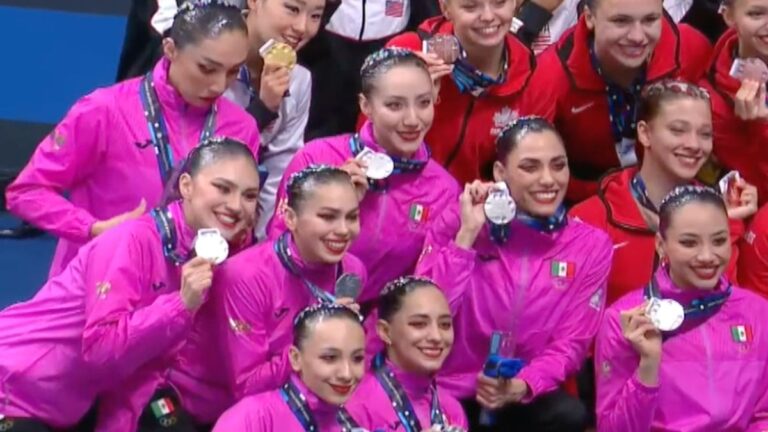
[
  {"left": 409, "top": 204, "right": 429, "bottom": 223},
  {"left": 550, "top": 260, "right": 575, "bottom": 278},
  {"left": 151, "top": 397, "right": 175, "bottom": 418},
  {"left": 731, "top": 325, "right": 753, "bottom": 344}
]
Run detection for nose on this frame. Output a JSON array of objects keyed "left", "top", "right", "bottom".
[
  {"left": 626, "top": 22, "right": 645, "bottom": 43},
  {"left": 210, "top": 72, "right": 228, "bottom": 95},
  {"left": 334, "top": 218, "right": 351, "bottom": 237},
  {"left": 696, "top": 244, "right": 717, "bottom": 264},
  {"left": 292, "top": 14, "right": 308, "bottom": 36},
  {"left": 403, "top": 106, "right": 419, "bottom": 126},
  {"left": 426, "top": 323, "right": 441, "bottom": 342},
  {"left": 337, "top": 361, "right": 353, "bottom": 382},
  {"left": 479, "top": 3, "right": 494, "bottom": 21},
  {"left": 539, "top": 167, "right": 556, "bottom": 187}
]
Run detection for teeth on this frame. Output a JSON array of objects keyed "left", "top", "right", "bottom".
[
  {"left": 217, "top": 214, "right": 237, "bottom": 224},
  {"left": 533, "top": 192, "right": 557, "bottom": 200},
  {"left": 325, "top": 241, "right": 346, "bottom": 250},
  {"left": 478, "top": 25, "right": 500, "bottom": 35}
]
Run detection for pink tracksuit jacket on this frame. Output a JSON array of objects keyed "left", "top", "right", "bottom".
[
  {"left": 216, "top": 233, "right": 367, "bottom": 399},
  {"left": 0, "top": 200, "right": 195, "bottom": 428},
  {"left": 345, "top": 358, "right": 468, "bottom": 430},
  {"left": 595, "top": 267, "right": 768, "bottom": 432},
  {"left": 5, "top": 57, "right": 260, "bottom": 277},
  {"left": 213, "top": 374, "right": 367, "bottom": 432},
  {"left": 266, "top": 121, "right": 461, "bottom": 302},
  {"left": 416, "top": 204, "right": 613, "bottom": 401}
]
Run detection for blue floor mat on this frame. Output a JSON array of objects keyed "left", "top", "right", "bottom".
[{"left": 0, "top": 213, "right": 56, "bottom": 308}]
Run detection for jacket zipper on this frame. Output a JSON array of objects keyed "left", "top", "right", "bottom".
[
  {"left": 444, "top": 98, "right": 476, "bottom": 170},
  {"left": 358, "top": 0, "right": 367, "bottom": 40}
]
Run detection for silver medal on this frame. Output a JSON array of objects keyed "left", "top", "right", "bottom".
[
  {"left": 484, "top": 181, "right": 516, "bottom": 225},
  {"left": 646, "top": 298, "right": 684, "bottom": 332},
  {"left": 194, "top": 228, "right": 229, "bottom": 264},
  {"left": 356, "top": 147, "right": 394, "bottom": 180},
  {"left": 335, "top": 273, "right": 362, "bottom": 300}
]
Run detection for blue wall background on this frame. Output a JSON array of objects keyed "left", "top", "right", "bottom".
[{"left": 0, "top": 2, "right": 128, "bottom": 306}]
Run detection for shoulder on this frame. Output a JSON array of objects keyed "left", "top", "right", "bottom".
[
  {"left": 569, "top": 195, "right": 608, "bottom": 228},
  {"left": 385, "top": 31, "right": 422, "bottom": 50},
  {"left": 565, "top": 217, "right": 613, "bottom": 252},
  {"left": 217, "top": 241, "right": 280, "bottom": 290},
  {"left": 300, "top": 134, "right": 354, "bottom": 161},
  {"left": 216, "top": 391, "right": 282, "bottom": 429},
  {"left": 290, "top": 65, "right": 312, "bottom": 91}
]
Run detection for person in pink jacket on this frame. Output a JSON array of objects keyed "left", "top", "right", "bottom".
[
  {"left": 0, "top": 138, "right": 261, "bottom": 431},
  {"left": 595, "top": 185, "right": 768, "bottom": 432},
  {"left": 5, "top": 1, "right": 260, "bottom": 278},
  {"left": 267, "top": 48, "right": 461, "bottom": 303},
  {"left": 345, "top": 276, "right": 467, "bottom": 431},
  {"left": 213, "top": 303, "right": 367, "bottom": 432},
  {"left": 217, "top": 165, "right": 367, "bottom": 401},
  {"left": 416, "top": 117, "right": 613, "bottom": 431}
]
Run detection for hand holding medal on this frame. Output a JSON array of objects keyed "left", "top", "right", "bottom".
[
  {"left": 260, "top": 39, "right": 297, "bottom": 70},
  {"left": 619, "top": 304, "right": 663, "bottom": 362},
  {"left": 455, "top": 181, "right": 493, "bottom": 248},
  {"left": 720, "top": 171, "right": 758, "bottom": 220},
  {"left": 730, "top": 57, "right": 768, "bottom": 83},
  {"left": 732, "top": 64, "right": 768, "bottom": 121},
  {"left": 334, "top": 273, "right": 362, "bottom": 313},
  {"left": 355, "top": 147, "right": 394, "bottom": 180},
  {"left": 339, "top": 158, "right": 371, "bottom": 202},
  {"left": 180, "top": 256, "right": 215, "bottom": 311},
  {"left": 483, "top": 181, "right": 516, "bottom": 225}
]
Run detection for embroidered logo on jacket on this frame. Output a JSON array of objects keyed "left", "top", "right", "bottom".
[
  {"left": 49, "top": 129, "right": 67, "bottom": 150},
  {"left": 228, "top": 317, "right": 252, "bottom": 334},
  {"left": 96, "top": 281, "right": 112, "bottom": 299},
  {"left": 490, "top": 107, "right": 519, "bottom": 136}
]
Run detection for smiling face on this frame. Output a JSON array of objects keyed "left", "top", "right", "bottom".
[
  {"left": 724, "top": 0, "right": 768, "bottom": 61},
  {"left": 658, "top": 201, "right": 731, "bottom": 290},
  {"left": 377, "top": 285, "right": 454, "bottom": 375},
  {"left": 179, "top": 155, "right": 260, "bottom": 241},
  {"left": 585, "top": 0, "right": 663, "bottom": 74},
  {"left": 284, "top": 181, "right": 361, "bottom": 264},
  {"left": 290, "top": 316, "right": 366, "bottom": 405},
  {"left": 493, "top": 129, "right": 569, "bottom": 217},
  {"left": 359, "top": 63, "right": 435, "bottom": 158},
  {"left": 637, "top": 96, "right": 713, "bottom": 181},
  {"left": 246, "top": 0, "right": 325, "bottom": 51},
  {"left": 441, "top": 0, "right": 517, "bottom": 52}
]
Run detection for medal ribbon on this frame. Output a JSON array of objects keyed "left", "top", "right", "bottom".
[
  {"left": 489, "top": 205, "right": 567, "bottom": 244},
  {"left": 644, "top": 274, "right": 732, "bottom": 321},
  {"left": 280, "top": 380, "right": 360, "bottom": 432},
  {"left": 139, "top": 72, "right": 217, "bottom": 184},
  {"left": 589, "top": 42, "right": 644, "bottom": 167},
  {"left": 450, "top": 45, "right": 508, "bottom": 95},
  {"left": 150, "top": 207, "right": 188, "bottom": 265},
  {"left": 348, "top": 134, "right": 430, "bottom": 191},
  {"left": 274, "top": 232, "right": 339, "bottom": 304},
  {"left": 373, "top": 353, "right": 445, "bottom": 432}
]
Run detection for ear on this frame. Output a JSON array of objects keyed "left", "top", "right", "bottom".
[
  {"left": 288, "top": 345, "right": 302, "bottom": 372},
  {"left": 284, "top": 206, "right": 299, "bottom": 231},
  {"left": 359, "top": 93, "right": 372, "bottom": 118},
  {"left": 375, "top": 319, "right": 393, "bottom": 346},
  {"left": 439, "top": 0, "right": 449, "bottom": 19},
  {"left": 492, "top": 160, "right": 506, "bottom": 183},
  {"left": 655, "top": 233, "right": 666, "bottom": 263},
  {"left": 636, "top": 120, "right": 652, "bottom": 151},
  {"left": 584, "top": 6, "right": 596, "bottom": 31},
  {"left": 178, "top": 173, "right": 194, "bottom": 200},
  {"left": 247, "top": 0, "right": 260, "bottom": 11},
  {"left": 722, "top": 5, "right": 736, "bottom": 29},
  {"left": 162, "top": 37, "right": 177, "bottom": 60}
]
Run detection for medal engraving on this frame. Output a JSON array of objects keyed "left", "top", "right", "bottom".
[
  {"left": 194, "top": 228, "right": 229, "bottom": 264},
  {"left": 484, "top": 182, "right": 516, "bottom": 225},
  {"left": 646, "top": 298, "right": 684, "bottom": 331}
]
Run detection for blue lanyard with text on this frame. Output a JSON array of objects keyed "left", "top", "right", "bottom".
[
  {"left": 280, "top": 380, "right": 360, "bottom": 432},
  {"left": 274, "top": 232, "right": 338, "bottom": 304},
  {"left": 149, "top": 207, "right": 187, "bottom": 265}
]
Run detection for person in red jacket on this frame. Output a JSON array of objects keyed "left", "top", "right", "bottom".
[
  {"left": 383, "top": 0, "right": 537, "bottom": 185},
  {"left": 740, "top": 203, "right": 768, "bottom": 298},
  {"left": 571, "top": 79, "right": 758, "bottom": 307},
  {"left": 525, "top": 0, "right": 711, "bottom": 203},
  {"left": 700, "top": 0, "right": 768, "bottom": 206}
]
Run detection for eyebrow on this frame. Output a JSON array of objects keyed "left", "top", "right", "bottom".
[{"left": 201, "top": 56, "right": 224, "bottom": 68}]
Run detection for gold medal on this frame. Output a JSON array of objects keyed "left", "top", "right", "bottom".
[{"left": 260, "top": 39, "right": 297, "bottom": 69}]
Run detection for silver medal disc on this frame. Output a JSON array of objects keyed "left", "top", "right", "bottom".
[
  {"left": 363, "top": 152, "right": 394, "bottom": 180},
  {"left": 194, "top": 228, "right": 229, "bottom": 264},
  {"left": 646, "top": 298, "right": 684, "bottom": 332},
  {"left": 484, "top": 182, "right": 516, "bottom": 225}
]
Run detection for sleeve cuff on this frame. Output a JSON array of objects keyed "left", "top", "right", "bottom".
[
  {"left": 447, "top": 240, "right": 478, "bottom": 263},
  {"left": 247, "top": 96, "right": 280, "bottom": 131},
  {"left": 629, "top": 372, "right": 660, "bottom": 395},
  {"left": 515, "top": 367, "right": 543, "bottom": 403}
]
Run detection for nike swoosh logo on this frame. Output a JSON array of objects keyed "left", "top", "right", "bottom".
[
  {"left": 571, "top": 102, "right": 595, "bottom": 114},
  {"left": 613, "top": 241, "right": 629, "bottom": 250},
  {"left": 274, "top": 307, "right": 289, "bottom": 320}
]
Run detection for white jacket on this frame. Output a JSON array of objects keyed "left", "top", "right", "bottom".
[
  {"left": 325, "top": 0, "right": 411, "bottom": 41},
  {"left": 224, "top": 65, "right": 312, "bottom": 239}
]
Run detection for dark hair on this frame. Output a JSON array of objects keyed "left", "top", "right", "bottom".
[
  {"left": 495, "top": 116, "right": 562, "bottom": 162},
  {"left": 170, "top": 1, "right": 247, "bottom": 50},
  {"left": 637, "top": 79, "right": 711, "bottom": 123},
  {"left": 658, "top": 185, "right": 727, "bottom": 237},
  {"left": 293, "top": 304, "right": 364, "bottom": 349},
  {"left": 162, "top": 136, "right": 258, "bottom": 204},
  {"left": 378, "top": 276, "right": 439, "bottom": 322},
  {"left": 286, "top": 165, "right": 354, "bottom": 213},
  {"left": 360, "top": 47, "right": 431, "bottom": 97}
]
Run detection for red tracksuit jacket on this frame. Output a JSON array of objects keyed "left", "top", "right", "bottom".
[
  {"left": 739, "top": 204, "right": 768, "bottom": 299},
  {"left": 701, "top": 28, "right": 768, "bottom": 206},
  {"left": 570, "top": 167, "right": 742, "bottom": 306},
  {"left": 384, "top": 16, "right": 537, "bottom": 184},
  {"left": 525, "top": 14, "right": 711, "bottom": 203}
]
